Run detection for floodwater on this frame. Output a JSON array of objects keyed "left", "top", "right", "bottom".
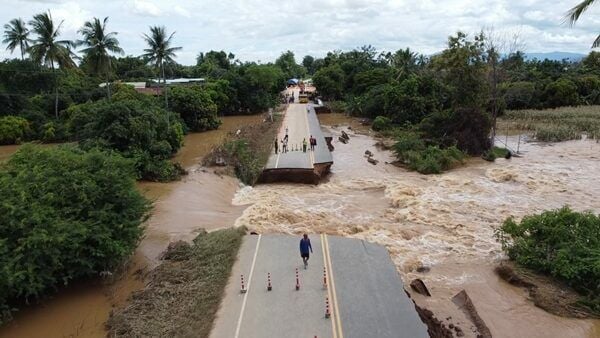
[
  {"left": 232, "top": 120, "right": 600, "bottom": 338},
  {"left": 2, "top": 113, "right": 599, "bottom": 337},
  {"left": 0, "top": 114, "right": 260, "bottom": 338}
]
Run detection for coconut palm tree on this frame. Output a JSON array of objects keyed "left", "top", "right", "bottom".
[
  {"left": 77, "top": 17, "right": 124, "bottom": 99},
  {"left": 28, "top": 11, "right": 75, "bottom": 118},
  {"left": 141, "top": 26, "right": 181, "bottom": 111},
  {"left": 566, "top": 0, "right": 600, "bottom": 48},
  {"left": 388, "top": 48, "right": 418, "bottom": 81},
  {"left": 2, "top": 18, "right": 30, "bottom": 60}
]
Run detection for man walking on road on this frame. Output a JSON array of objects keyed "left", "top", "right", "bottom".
[{"left": 299, "top": 234, "right": 313, "bottom": 269}]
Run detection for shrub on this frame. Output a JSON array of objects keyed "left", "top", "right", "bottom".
[
  {"left": 372, "top": 116, "right": 392, "bottom": 131},
  {"left": 502, "top": 81, "right": 537, "bottom": 110},
  {"left": 393, "top": 131, "right": 464, "bottom": 174},
  {"left": 482, "top": 146, "right": 511, "bottom": 162},
  {"left": 169, "top": 86, "right": 221, "bottom": 132},
  {"left": 67, "top": 99, "right": 185, "bottom": 181},
  {"left": 419, "top": 107, "right": 492, "bottom": 155},
  {"left": 496, "top": 207, "right": 600, "bottom": 312},
  {"left": 0, "top": 145, "right": 150, "bottom": 324},
  {"left": 0, "top": 116, "right": 30, "bottom": 145},
  {"left": 543, "top": 78, "right": 580, "bottom": 108}
]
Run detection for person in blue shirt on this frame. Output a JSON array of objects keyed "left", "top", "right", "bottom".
[{"left": 299, "top": 234, "right": 313, "bottom": 269}]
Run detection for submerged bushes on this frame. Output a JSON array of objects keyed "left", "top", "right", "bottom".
[
  {"left": 0, "top": 145, "right": 150, "bottom": 324},
  {"left": 392, "top": 131, "right": 465, "bottom": 174},
  {"left": 496, "top": 207, "right": 600, "bottom": 313}
]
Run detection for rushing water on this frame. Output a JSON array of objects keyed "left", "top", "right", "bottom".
[
  {"left": 0, "top": 115, "right": 260, "bottom": 338},
  {"left": 232, "top": 119, "right": 600, "bottom": 338},
  {"left": 1, "top": 113, "right": 599, "bottom": 337}
]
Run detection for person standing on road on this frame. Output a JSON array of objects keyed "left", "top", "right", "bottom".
[
  {"left": 274, "top": 137, "right": 279, "bottom": 154},
  {"left": 299, "top": 234, "right": 313, "bottom": 269},
  {"left": 302, "top": 138, "right": 307, "bottom": 153}
]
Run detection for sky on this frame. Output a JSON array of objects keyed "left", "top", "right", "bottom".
[{"left": 0, "top": 0, "right": 599, "bottom": 65}]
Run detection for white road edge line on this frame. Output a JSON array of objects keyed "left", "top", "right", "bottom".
[{"left": 234, "top": 234, "right": 262, "bottom": 338}]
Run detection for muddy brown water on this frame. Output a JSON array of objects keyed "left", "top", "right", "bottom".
[
  {"left": 0, "top": 115, "right": 260, "bottom": 338},
  {"left": 1, "top": 113, "right": 599, "bottom": 337},
  {"left": 232, "top": 121, "right": 600, "bottom": 338}
]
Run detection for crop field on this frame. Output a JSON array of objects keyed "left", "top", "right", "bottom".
[{"left": 498, "top": 106, "right": 600, "bottom": 142}]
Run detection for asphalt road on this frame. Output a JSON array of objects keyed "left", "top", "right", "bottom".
[{"left": 210, "top": 234, "right": 428, "bottom": 338}]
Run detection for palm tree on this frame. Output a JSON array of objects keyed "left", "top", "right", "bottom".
[
  {"left": 389, "top": 48, "right": 418, "bottom": 81},
  {"left": 566, "top": 0, "right": 600, "bottom": 48},
  {"left": 28, "top": 11, "right": 75, "bottom": 118},
  {"left": 77, "top": 17, "right": 124, "bottom": 99},
  {"left": 2, "top": 18, "right": 30, "bottom": 60},
  {"left": 141, "top": 26, "right": 181, "bottom": 111}
]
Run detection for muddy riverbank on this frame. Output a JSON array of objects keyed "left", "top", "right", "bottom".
[
  {"left": 0, "top": 115, "right": 260, "bottom": 338},
  {"left": 232, "top": 122, "right": 600, "bottom": 337}
]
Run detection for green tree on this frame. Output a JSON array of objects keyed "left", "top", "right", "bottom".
[
  {"left": 543, "top": 78, "right": 580, "bottom": 108},
  {"left": 386, "top": 48, "right": 419, "bottom": 81},
  {"left": 28, "top": 11, "right": 76, "bottom": 118},
  {"left": 169, "top": 86, "right": 220, "bottom": 131},
  {"left": 313, "top": 64, "right": 345, "bottom": 100},
  {"left": 275, "top": 50, "right": 305, "bottom": 79},
  {"left": 566, "top": 0, "right": 600, "bottom": 48},
  {"left": 141, "top": 26, "right": 182, "bottom": 112},
  {"left": 77, "top": 17, "right": 124, "bottom": 99},
  {"left": 430, "top": 32, "right": 488, "bottom": 109},
  {"left": 302, "top": 55, "right": 315, "bottom": 75},
  {"left": 0, "top": 145, "right": 150, "bottom": 324},
  {"left": 67, "top": 96, "right": 185, "bottom": 181},
  {"left": 2, "top": 18, "right": 30, "bottom": 60}
]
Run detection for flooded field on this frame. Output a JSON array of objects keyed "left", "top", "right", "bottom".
[{"left": 232, "top": 121, "right": 600, "bottom": 338}]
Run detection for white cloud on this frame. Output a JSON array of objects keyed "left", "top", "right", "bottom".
[
  {"left": 0, "top": 0, "right": 598, "bottom": 64},
  {"left": 131, "top": 0, "right": 161, "bottom": 17}
]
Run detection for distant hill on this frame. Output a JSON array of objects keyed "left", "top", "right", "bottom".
[{"left": 524, "top": 52, "right": 586, "bottom": 62}]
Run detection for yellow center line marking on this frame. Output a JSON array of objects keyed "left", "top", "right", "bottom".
[
  {"left": 234, "top": 234, "right": 262, "bottom": 338},
  {"left": 324, "top": 234, "right": 344, "bottom": 338},
  {"left": 321, "top": 234, "right": 337, "bottom": 338}
]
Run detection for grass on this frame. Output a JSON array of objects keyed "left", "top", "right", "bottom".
[
  {"left": 499, "top": 106, "right": 600, "bottom": 142},
  {"left": 204, "top": 112, "right": 282, "bottom": 185},
  {"left": 106, "top": 227, "right": 246, "bottom": 337}
]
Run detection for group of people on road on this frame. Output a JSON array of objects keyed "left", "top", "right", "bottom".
[
  {"left": 301, "top": 135, "right": 318, "bottom": 153},
  {"left": 274, "top": 127, "right": 290, "bottom": 154},
  {"left": 275, "top": 132, "right": 318, "bottom": 154}
]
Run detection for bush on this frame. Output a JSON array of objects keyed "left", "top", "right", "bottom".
[
  {"left": 372, "top": 116, "right": 392, "bottom": 131},
  {"left": 392, "top": 131, "right": 464, "bottom": 174},
  {"left": 169, "top": 86, "right": 221, "bottom": 132},
  {"left": 543, "top": 79, "right": 580, "bottom": 108},
  {"left": 482, "top": 146, "right": 511, "bottom": 161},
  {"left": 0, "top": 116, "right": 30, "bottom": 145},
  {"left": 502, "top": 81, "right": 537, "bottom": 110},
  {"left": 67, "top": 99, "right": 185, "bottom": 181},
  {"left": 0, "top": 145, "right": 150, "bottom": 324},
  {"left": 496, "top": 207, "right": 600, "bottom": 312},
  {"left": 419, "top": 107, "right": 492, "bottom": 155}
]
